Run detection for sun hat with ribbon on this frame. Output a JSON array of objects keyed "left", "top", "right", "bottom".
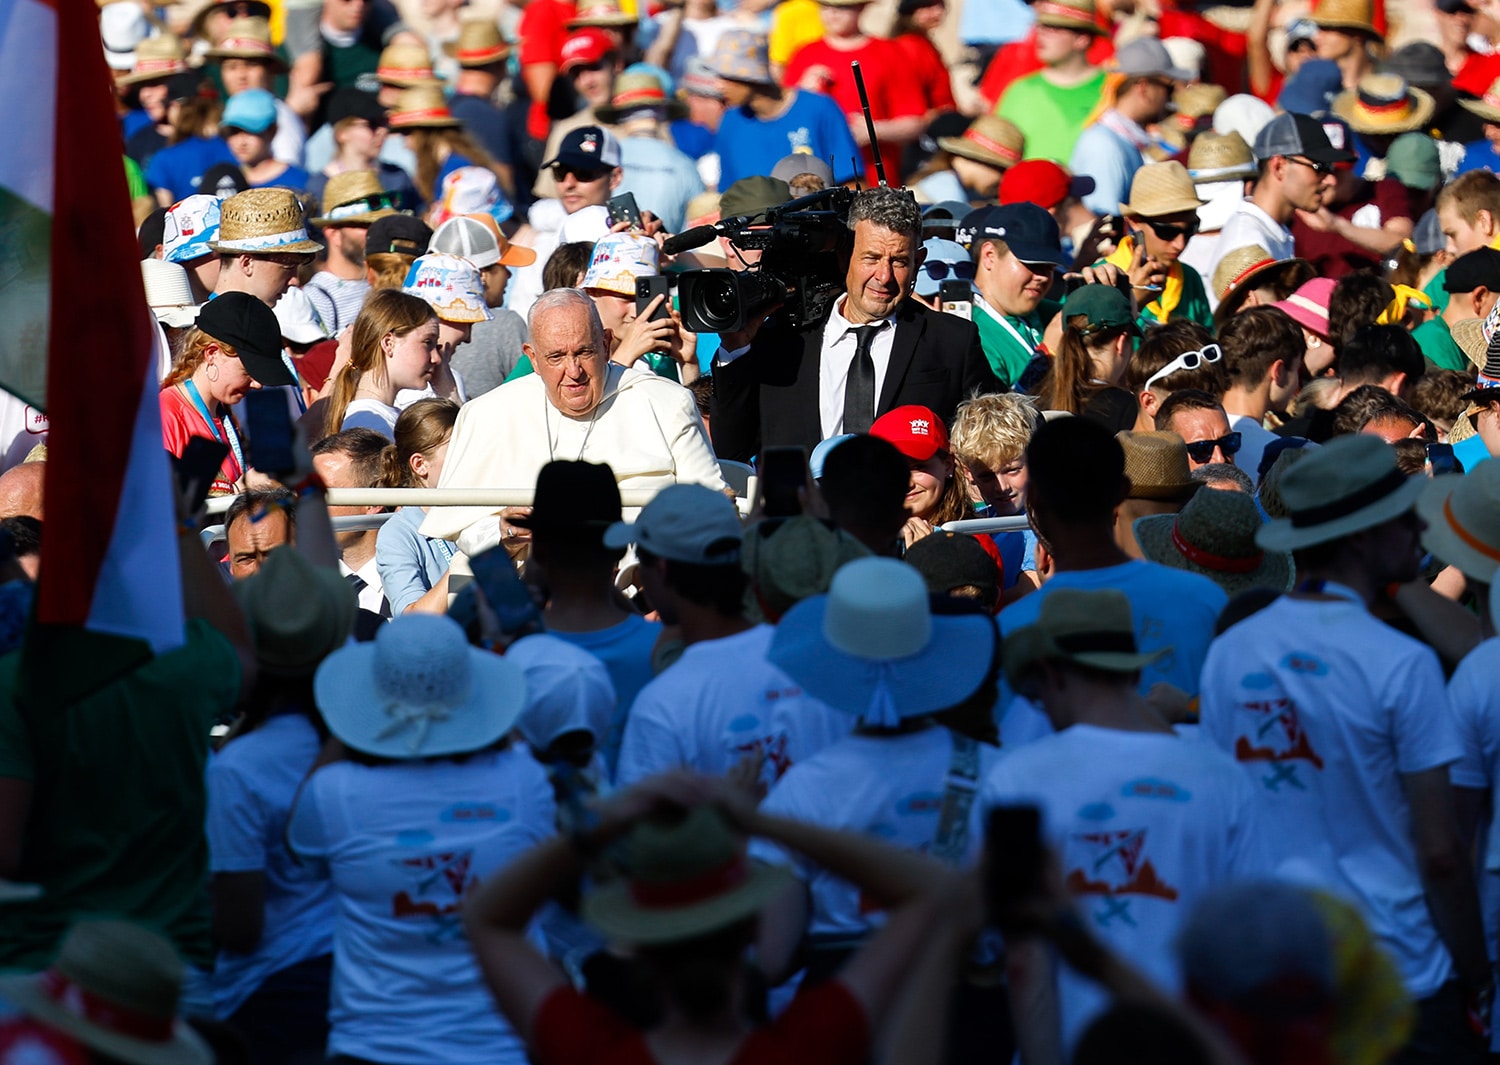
[
  {"left": 1121, "top": 161, "right": 1206, "bottom": 219},
  {"left": 0, "top": 920, "right": 211, "bottom": 1065},
  {"left": 582, "top": 805, "right": 792, "bottom": 944},
  {"left": 141, "top": 259, "right": 201, "bottom": 329},
  {"left": 452, "top": 18, "right": 509, "bottom": 67},
  {"left": 937, "top": 115, "right": 1025, "bottom": 171},
  {"left": 707, "top": 29, "right": 774, "bottom": 84},
  {"left": 1032, "top": 0, "right": 1106, "bottom": 35},
  {"left": 118, "top": 33, "right": 188, "bottom": 87},
  {"left": 376, "top": 41, "right": 439, "bottom": 87},
  {"left": 596, "top": 71, "right": 688, "bottom": 125},
  {"left": 309, "top": 169, "right": 399, "bottom": 228},
  {"left": 209, "top": 188, "right": 323, "bottom": 255},
  {"left": 187, "top": 0, "right": 271, "bottom": 40},
  {"left": 403, "top": 252, "right": 494, "bottom": 324},
  {"left": 1419, "top": 457, "right": 1500, "bottom": 582},
  {"left": 1271, "top": 277, "right": 1336, "bottom": 340},
  {"left": 203, "top": 15, "right": 285, "bottom": 68},
  {"left": 1135, "top": 486, "right": 1293, "bottom": 595},
  {"left": 1332, "top": 74, "right": 1434, "bottom": 135},
  {"left": 1118, "top": 431, "right": 1200, "bottom": 501},
  {"left": 582, "top": 231, "right": 660, "bottom": 297},
  {"left": 388, "top": 84, "right": 462, "bottom": 128},
  {"left": 1160, "top": 83, "right": 1227, "bottom": 150},
  {"left": 1460, "top": 77, "right": 1500, "bottom": 125},
  {"left": 1257, "top": 434, "right": 1425, "bottom": 552},
  {"left": 314, "top": 613, "right": 526, "bottom": 759},
  {"left": 503, "top": 633, "right": 616, "bottom": 755},
  {"left": 767, "top": 557, "right": 997, "bottom": 726},
  {"left": 1187, "top": 129, "right": 1257, "bottom": 184},
  {"left": 1311, "top": 0, "right": 1382, "bottom": 37},
  {"left": 235, "top": 546, "right": 357, "bottom": 676},
  {"left": 568, "top": 0, "right": 638, "bottom": 28},
  {"left": 1001, "top": 588, "right": 1164, "bottom": 688},
  {"left": 1212, "top": 244, "right": 1314, "bottom": 327}
]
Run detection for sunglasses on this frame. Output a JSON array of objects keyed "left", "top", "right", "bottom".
[
  {"left": 1184, "top": 432, "right": 1242, "bottom": 463},
  {"left": 922, "top": 260, "right": 976, "bottom": 281},
  {"left": 1143, "top": 343, "right": 1222, "bottom": 391},
  {"left": 1144, "top": 217, "right": 1199, "bottom": 242},
  {"left": 552, "top": 163, "right": 611, "bottom": 183},
  {"left": 1288, "top": 155, "right": 1336, "bottom": 177},
  {"left": 322, "top": 191, "right": 406, "bottom": 222}
]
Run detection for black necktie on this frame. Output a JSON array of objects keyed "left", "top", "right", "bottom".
[{"left": 842, "top": 324, "right": 880, "bottom": 434}]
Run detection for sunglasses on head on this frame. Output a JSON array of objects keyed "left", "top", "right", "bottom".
[
  {"left": 922, "top": 260, "right": 976, "bottom": 281},
  {"left": 552, "top": 163, "right": 610, "bottom": 183},
  {"left": 1144, "top": 217, "right": 1199, "bottom": 242},
  {"left": 1143, "top": 343, "right": 1222, "bottom": 392},
  {"left": 1184, "top": 432, "right": 1242, "bottom": 463}
]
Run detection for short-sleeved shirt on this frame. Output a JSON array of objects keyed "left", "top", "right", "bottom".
[
  {"left": 615, "top": 135, "right": 705, "bottom": 234},
  {"left": 374, "top": 505, "right": 453, "bottom": 617},
  {"left": 1070, "top": 119, "right": 1145, "bottom": 216},
  {"left": 768, "top": 0, "right": 823, "bottom": 67},
  {"left": 1447, "top": 639, "right": 1500, "bottom": 960},
  {"left": 549, "top": 615, "right": 662, "bottom": 776},
  {"left": 891, "top": 32, "right": 956, "bottom": 114},
  {"left": 1412, "top": 314, "right": 1470, "bottom": 373},
  {"left": 145, "top": 136, "right": 238, "bottom": 201},
  {"left": 1212, "top": 200, "right": 1295, "bottom": 275},
  {"left": 997, "top": 69, "right": 1106, "bottom": 165},
  {"left": 448, "top": 94, "right": 515, "bottom": 168},
  {"left": 714, "top": 90, "right": 862, "bottom": 191},
  {"left": 1290, "top": 178, "right": 1416, "bottom": 279}
]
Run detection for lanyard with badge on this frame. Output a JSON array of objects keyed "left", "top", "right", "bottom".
[
  {"left": 978, "top": 294, "right": 1041, "bottom": 357},
  {"left": 183, "top": 379, "right": 244, "bottom": 473}
]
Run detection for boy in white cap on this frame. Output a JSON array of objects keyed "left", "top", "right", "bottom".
[{"left": 428, "top": 215, "right": 534, "bottom": 396}]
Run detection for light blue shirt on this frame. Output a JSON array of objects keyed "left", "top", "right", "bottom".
[
  {"left": 959, "top": 0, "right": 1033, "bottom": 45},
  {"left": 1071, "top": 120, "right": 1146, "bottom": 216},
  {"left": 615, "top": 135, "right": 706, "bottom": 234},
  {"left": 551, "top": 615, "right": 663, "bottom": 778},
  {"left": 1455, "top": 433, "right": 1491, "bottom": 475},
  {"left": 375, "top": 505, "right": 453, "bottom": 616}
]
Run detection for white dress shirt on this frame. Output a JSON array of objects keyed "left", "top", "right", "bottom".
[{"left": 818, "top": 298, "right": 895, "bottom": 439}]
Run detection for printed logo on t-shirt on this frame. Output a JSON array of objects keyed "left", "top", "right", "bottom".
[
  {"left": 1232, "top": 695, "right": 1325, "bottom": 792},
  {"left": 391, "top": 848, "right": 476, "bottom": 932},
  {"left": 724, "top": 714, "right": 792, "bottom": 783},
  {"left": 25, "top": 407, "right": 47, "bottom": 434},
  {"left": 1137, "top": 614, "right": 1176, "bottom": 676},
  {"left": 1065, "top": 828, "right": 1179, "bottom": 928},
  {"left": 786, "top": 127, "right": 811, "bottom": 152}
]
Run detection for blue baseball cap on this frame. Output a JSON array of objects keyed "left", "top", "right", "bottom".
[
  {"left": 915, "top": 238, "right": 973, "bottom": 298},
  {"left": 221, "top": 88, "right": 277, "bottom": 133},
  {"left": 959, "top": 203, "right": 1068, "bottom": 266}
]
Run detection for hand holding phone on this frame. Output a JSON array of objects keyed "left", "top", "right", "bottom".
[
  {"left": 636, "top": 275, "right": 671, "bottom": 322},
  {"left": 939, "top": 280, "right": 973, "bottom": 321},
  {"left": 607, "top": 192, "right": 643, "bottom": 230},
  {"left": 242, "top": 390, "right": 298, "bottom": 480}
]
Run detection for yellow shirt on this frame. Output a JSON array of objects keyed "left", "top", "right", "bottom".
[{"left": 770, "top": 0, "right": 823, "bottom": 68}]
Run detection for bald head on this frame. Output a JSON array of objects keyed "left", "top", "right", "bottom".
[{"left": 0, "top": 463, "right": 44, "bottom": 521}]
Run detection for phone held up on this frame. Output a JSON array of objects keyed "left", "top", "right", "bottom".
[
  {"left": 757, "top": 446, "right": 809, "bottom": 519},
  {"left": 635, "top": 275, "right": 671, "bottom": 322},
  {"left": 607, "top": 192, "right": 643, "bottom": 229}
]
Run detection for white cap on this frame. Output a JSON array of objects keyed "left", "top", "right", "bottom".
[
  {"left": 430, "top": 214, "right": 501, "bottom": 268},
  {"left": 504, "top": 634, "right": 616, "bottom": 754},
  {"left": 1212, "top": 94, "right": 1276, "bottom": 150},
  {"left": 273, "top": 286, "right": 328, "bottom": 345},
  {"left": 557, "top": 203, "right": 611, "bottom": 246},
  {"left": 102, "top": 4, "right": 151, "bottom": 71},
  {"left": 140, "top": 258, "right": 201, "bottom": 329}
]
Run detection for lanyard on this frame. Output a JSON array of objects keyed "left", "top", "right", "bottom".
[
  {"left": 976, "top": 296, "right": 1039, "bottom": 356},
  {"left": 281, "top": 351, "right": 308, "bottom": 413},
  {"left": 183, "top": 379, "right": 244, "bottom": 473}
]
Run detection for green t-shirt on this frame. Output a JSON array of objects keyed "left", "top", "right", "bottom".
[
  {"left": 1423, "top": 269, "right": 1450, "bottom": 314},
  {"left": 975, "top": 305, "right": 1044, "bottom": 388},
  {"left": 996, "top": 69, "right": 1107, "bottom": 165},
  {"left": 0, "top": 620, "right": 241, "bottom": 969},
  {"left": 1412, "top": 315, "right": 1469, "bottom": 372},
  {"left": 124, "top": 155, "right": 148, "bottom": 201}
]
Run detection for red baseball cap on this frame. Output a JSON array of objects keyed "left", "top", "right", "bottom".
[
  {"left": 999, "top": 159, "right": 1096, "bottom": 211},
  {"left": 870, "top": 405, "right": 949, "bottom": 461},
  {"left": 560, "top": 28, "right": 615, "bottom": 72}
]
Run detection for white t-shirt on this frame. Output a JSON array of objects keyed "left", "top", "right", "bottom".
[
  {"left": 981, "top": 724, "right": 1273, "bottom": 1047},
  {"left": 1227, "top": 412, "right": 1279, "bottom": 484},
  {"left": 1200, "top": 595, "right": 1464, "bottom": 997},
  {"left": 341, "top": 398, "right": 399, "bottom": 439},
  {"left": 614, "top": 624, "right": 846, "bottom": 791},
  {"left": 755, "top": 726, "right": 1001, "bottom": 940},
  {"left": 206, "top": 713, "right": 336, "bottom": 1018},
  {"left": 287, "top": 748, "right": 555, "bottom": 1064},
  {"left": 395, "top": 366, "right": 468, "bottom": 411},
  {"left": 1211, "top": 200, "right": 1295, "bottom": 279}
]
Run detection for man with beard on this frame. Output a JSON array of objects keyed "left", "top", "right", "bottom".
[{"left": 305, "top": 170, "right": 392, "bottom": 333}]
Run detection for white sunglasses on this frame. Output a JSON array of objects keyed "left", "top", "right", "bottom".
[{"left": 1143, "top": 343, "right": 1222, "bottom": 392}]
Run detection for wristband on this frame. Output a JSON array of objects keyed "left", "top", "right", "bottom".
[{"left": 293, "top": 470, "right": 327, "bottom": 496}]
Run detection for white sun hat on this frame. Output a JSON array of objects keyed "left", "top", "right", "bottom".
[
  {"left": 140, "top": 259, "right": 201, "bottom": 329},
  {"left": 503, "top": 634, "right": 616, "bottom": 754},
  {"left": 402, "top": 251, "right": 494, "bottom": 324}
]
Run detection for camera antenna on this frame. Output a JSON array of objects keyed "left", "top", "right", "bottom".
[{"left": 850, "top": 60, "right": 886, "bottom": 187}]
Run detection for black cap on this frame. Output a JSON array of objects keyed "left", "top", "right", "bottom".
[
  {"left": 903, "top": 531, "right": 999, "bottom": 607},
  {"left": 195, "top": 292, "right": 295, "bottom": 387},
  {"left": 326, "top": 87, "right": 389, "bottom": 129},
  {"left": 199, "top": 162, "right": 248, "bottom": 198},
  {"left": 1444, "top": 248, "right": 1500, "bottom": 294},
  {"left": 540, "top": 126, "right": 622, "bottom": 173},
  {"left": 958, "top": 202, "right": 1068, "bottom": 265},
  {"left": 511, "top": 461, "right": 622, "bottom": 539},
  {"left": 365, "top": 214, "right": 433, "bottom": 257}
]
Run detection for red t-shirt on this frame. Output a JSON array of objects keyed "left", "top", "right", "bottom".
[
  {"left": 891, "top": 32, "right": 957, "bottom": 114},
  {"left": 977, "top": 32, "right": 1114, "bottom": 109},
  {"left": 532, "top": 978, "right": 870, "bottom": 1065},
  {"left": 783, "top": 37, "right": 924, "bottom": 185},
  {"left": 159, "top": 384, "right": 243, "bottom": 496},
  {"left": 1155, "top": 9, "right": 1247, "bottom": 97},
  {"left": 519, "top": 0, "right": 578, "bottom": 139},
  {"left": 1290, "top": 177, "right": 1416, "bottom": 279}
]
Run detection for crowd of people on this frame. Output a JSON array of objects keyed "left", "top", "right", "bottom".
[{"left": 12, "top": 0, "right": 1500, "bottom": 1059}]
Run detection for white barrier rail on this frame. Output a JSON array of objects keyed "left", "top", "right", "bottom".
[{"left": 937, "top": 516, "right": 1031, "bottom": 534}]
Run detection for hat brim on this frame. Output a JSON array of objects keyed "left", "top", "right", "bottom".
[
  {"left": 1121, "top": 194, "right": 1209, "bottom": 218},
  {"left": 1331, "top": 87, "right": 1435, "bottom": 134},
  {"left": 1310, "top": 16, "right": 1382, "bottom": 36},
  {"left": 117, "top": 65, "right": 188, "bottom": 87},
  {"left": 1001, "top": 624, "right": 1164, "bottom": 688},
  {"left": 583, "top": 861, "right": 792, "bottom": 944},
  {"left": 567, "top": 12, "right": 639, "bottom": 25},
  {"left": 203, "top": 47, "right": 287, "bottom": 70},
  {"left": 238, "top": 348, "right": 298, "bottom": 387},
  {"left": 1128, "top": 477, "right": 1200, "bottom": 502},
  {"left": 188, "top": 0, "right": 271, "bottom": 36},
  {"left": 1418, "top": 474, "right": 1500, "bottom": 582},
  {"left": 596, "top": 98, "right": 689, "bottom": 125},
  {"left": 1133, "top": 512, "right": 1294, "bottom": 595},
  {"left": 309, "top": 207, "right": 397, "bottom": 228},
  {"left": 936, "top": 136, "right": 1018, "bottom": 170},
  {"left": 389, "top": 112, "right": 463, "bottom": 128},
  {"left": 0, "top": 974, "right": 212, "bottom": 1065},
  {"left": 208, "top": 238, "right": 323, "bottom": 255},
  {"left": 235, "top": 559, "right": 358, "bottom": 675},
  {"left": 1461, "top": 97, "right": 1500, "bottom": 125},
  {"left": 499, "top": 243, "right": 538, "bottom": 267},
  {"left": 1451, "top": 317, "right": 1487, "bottom": 368},
  {"left": 1034, "top": 14, "right": 1108, "bottom": 35},
  {"left": 998, "top": 240, "right": 1070, "bottom": 267},
  {"left": 1213, "top": 258, "right": 1315, "bottom": 326},
  {"left": 706, "top": 60, "right": 775, "bottom": 85},
  {"left": 313, "top": 643, "right": 527, "bottom": 759},
  {"left": 153, "top": 304, "right": 202, "bottom": 329},
  {"left": 767, "top": 596, "right": 996, "bottom": 720},
  {"left": 1257, "top": 471, "right": 1426, "bottom": 551}
]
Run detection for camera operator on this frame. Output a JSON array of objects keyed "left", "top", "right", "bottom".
[{"left": 711, "top": 187, "right": 1003, "bottom": 462}]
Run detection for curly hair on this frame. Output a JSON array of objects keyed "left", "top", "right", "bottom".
[
  {"left": 950, "top": 392, "right": 1039, "bottom": 469},
  {"left": 847, "top": 187, "right": 921, "bottom": 243}
]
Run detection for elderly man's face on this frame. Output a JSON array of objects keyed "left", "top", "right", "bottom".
[
  {"left": 226, "top": 506, "right": 291, "bottom": 580},
  {"left": 844, "top": 221, "right": 921, "bottom": 323},
  {"left": 525, "top": 301, "right": 610, "bottom": 418}
]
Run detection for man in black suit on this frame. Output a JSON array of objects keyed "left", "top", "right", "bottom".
[{"left": 710, "top": 187, "right": 1003, "bottom": 462}]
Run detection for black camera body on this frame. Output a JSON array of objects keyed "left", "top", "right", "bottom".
[{"left": 675, "top": 187, "right": 856, "bottom": 334}]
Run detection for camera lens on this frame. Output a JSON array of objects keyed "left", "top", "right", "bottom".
[{"left": 702, "top": 278, "right": 739, "bottom": 328}]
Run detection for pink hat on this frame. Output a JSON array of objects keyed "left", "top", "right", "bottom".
[{"left": 1272, "top": 277, "right": 1335, "bottom": 339}]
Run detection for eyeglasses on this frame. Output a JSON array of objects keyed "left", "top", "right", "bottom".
[
  {"left": 552, "top": 163, "right": 611, "bottom": 183},
  {"left": 1143, "top": 343, "right": 1221, "bottom": 391},
  {"left": 1288, "top": 156, "right": 1336, "bottom": 177},
  {"left": 921, "top": 260, "right": 976, "bottom": 281},
  {"left": 1183, "top": 432, "right": 1242, "bottom": 463},
  {"left": 1143, "top": 217, "right": 1199, "bottom": 242}
]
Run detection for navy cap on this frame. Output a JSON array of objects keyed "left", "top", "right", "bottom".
[
  {"left": 1444, "top": 248, "right": 1500, "bottom": 294},
  {"left": 959, "top": 203, "right": 1067, "bottom": 266}
]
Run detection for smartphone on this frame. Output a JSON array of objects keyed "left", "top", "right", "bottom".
[
  {"left": 242, "top": 390, "right": 297, "bottom": 479},
  {"left": 172, "top": 436, "right": 230, "bottom": 514},
  {"left": 939, "top": 279, "right": 973, "bottom": 320},
  {"left": 607, "top": 192, "right": 643, "bottom": 229},
  {"left": 635, "top": 275, "right": 671, "bottom": 322},
  {"left": 985, "top": 805, "right": 1044, "bottom": 917},
  {"left": 758, "top": 446, "right": 808, "bottom": 519},
  {"left": 469, "top": 545, "right": 544, "bottom": 639},
  {"left": 1426, "top": 441, "right": 1461, "bottom": 477}
]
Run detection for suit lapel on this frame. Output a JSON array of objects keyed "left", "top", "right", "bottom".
[
  {"left": 792, "top": 322, "right": 824, "bottom": 443},
  {"left": 878, "top": 302, "right": 922, "bottom": 415}
]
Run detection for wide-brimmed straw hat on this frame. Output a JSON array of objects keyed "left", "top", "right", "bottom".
[
  {"left": 1460, "top": 78, "right": 1500, "bottom": 125},
  {"left": 1118, "top": 431, "right": 1200, "bottom": 501},
  {"left": 314, "top": 614, "right": 526, "bottom": 759},
  {"left": 188, "top": 0, "right": 271, "bottom": 40},
  {"left": 118, "top": 33, "right": 188, "bottom": 86},
  {"left": 203, "top": 15, "right": 284, "bottom": 68},
  {"left": 742, "top": 515, "right": 870, "bottom": 623},
  {"left": 1121, "top": 161, "right": 1206, "bottom": 219},
  {"left": 451, "top": 18, "right": 509, "bottom": 67},
  {"left": 1135, "top": 487, "right": 1293, "bottom": 595},
  {"left": 310, "top": 170, "right": 399, "bottom": 228},
  {"left": 1160, "top": 83, "right": 1227, "bottom": 150},
  {"left": 235, "top": 547, "right": 357, "bottom": 676},
  {"left": 209, "top": 188, "right": 323, "bottom": 255},
  {"left": 1212, "top": 244, "right": 1315, "bottom": 326},
  {"left": 937, "top": 115, "right": 1025, "bottom": 171},
  {"left": 596, "top": 71, "right": 687, "bottom": 124},
  {"left": 768, "top": 557, "right": 996, "bottom": 726},
  {"left": 0, "top": 920, "right": 211, "bottom": 1065},
  {"left": 1258, "top": 435, "right": 1425, "bottom": 551},
  {"left": 1332, "top": 74, "right": 1434, "bottom": 135},
  {"left": 1419, "top": 458, "right": 1500, "bottom": 582},
  {"left": 568, "top": 0, "right": 638, "bottom": 27},
  {"left": 583, "top": 806, "right": 792, "bottom": 944},
  {"left": 377, "top": 42, "right": 439, "bottom": 87},
  {"left": 388, "top": 84, "right": 462, "bottom": 129},
  {"left": 1311, "top": 0, "right": 1382, "bottom": 39},
  {"left": 1032, "top": 0, "right": 1106, "bottom": 35},
  {"left": 1002, "top": 588, "right": 1165, "bottom": 688}
]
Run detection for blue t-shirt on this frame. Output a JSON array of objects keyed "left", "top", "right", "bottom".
[
  {"left": 1459, "top": 140, "right": 1500, "bottom": 176},
  {"left": 616, "top": 136, "right": 705, "bottom": 233},
  {"left": 375, "top": 505, "right": 454, "bottom": 617},
  {"left": 250, "top": 162, "right": 311, "bottom": 195},
  {"left": 670, "top": 119, "right": 715, "bottom": 160},
  {"left": 714, "top": 90, "right": 861, "bottom": 190},
  {"left": 959, "top": 0, "right": 1033, "bottom": 45},
  {"left": 550, "top": 614, "right": 662, "bottom": 777},
  {"left": 121, "top": 108, "right": 153, "bottom": 142},
  {"left": 144, "top": 136, "right": 238, "bottom": 201},
  {"left": 994, "top": 528, "right": 1037, "bottom": 590},
  {"left": 1070, "top": 124, "right": 1145, "bottom": 217},
  {"left": 1454, "top": 432, "right": 1491, "bottom": 474}
]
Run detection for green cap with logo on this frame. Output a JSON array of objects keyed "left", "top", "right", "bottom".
[{"left": 1060, "top": 284, "right": 1142, "bottom": 336}]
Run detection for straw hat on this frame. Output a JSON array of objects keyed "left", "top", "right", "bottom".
[
  {"left": 1460, "top": 78, "right": 1500, "bottom": 125},
  {"left": 937, "top": 115, "right": 1025, "bottom": 171},
  {"left": 1332, "top": 74, "right": 1434, "bottom": 135},
  {"left": 1031, "top": 0, "right": 1106, "bottom": 35},
  {"left": 403, "top": 252, "right": 494, "bottom": 324},
  {"left": 1135, "top": 487, "right": 1293, "bottom": 595},
  {"left": 310, "top": 170, "right": 398, "bottom": 228},
  {"left": 1258, "top": 435, "right": 1425, "bottom": 551},
  {"left": 452, "top": 18, "right": 509, "bottom": 67},
  {"left": 235, "top": 547, "right": 357, "bottom": 676},
  {"left": 1187, "top": 130, "right": 1257, "bottom": 184},
  {"left": 568, "top": 0, "right": 638, "bottom": 27},
  {"left": 595, "top": 71, "right": 688, "bottom": 124},
  {"left": 1118, "top": 431, "right": 1200, "bottom": 501},
  {"left": 140, "top": 258, "right": 201, "bottom": 328},
  {"left": 1311, "top": 0, "right": 1381, "bottom": 38},
  {"left": 1160, "top": 83, "right": 1227, "bottom": 150},
  {"left": 209, "top": 188, "right": 323, "bottom": 255},
  {"left": 0, "top": 920, "right": 211, "bottom": 1065},
  {"left": 583, "top": 806, "right": 792, "bottom": 944},
  {"left": 314, "top": 614, "right": 527, "bottom": 759},
  {"left": 1121, "top": 161, "right": 1207, "bottom": 219},
  {"left": 1212, "top": 244, "right": 1314, "bottom": 326},
  {"left": 388, "top": 84, "right": 462, "bottom": 128},
  {"left": 1419, "top": 458, "right": 1500, "bottom": 582},
  {"left": 1452, "top": 317, "right": 1490, "bottom": 370},
  {"left": 117, "top": 33, "right": 187, "bottom": 86},
  {"left": 1002, "top": 588, "right": 1165, "bottom": 689},
  {"left": 202, "top": 15, "right": 284, "bottom": 68},
  {"left": 187, "top": 0, "right": 270, "bottom": 40},
  {"left": 376, "top": 42, "right": 439, "bottom": 87}
]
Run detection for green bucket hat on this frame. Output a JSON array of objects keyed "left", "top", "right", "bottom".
[
  {"left": 1060, "top": 284, "right": 1142, "bottom": 337},
  {"left": 1383, "top": 132, "right": 1441, "bottom": 192},
  {"left": 1002, "top": 588, "right": 1165, "bottom": 688}
]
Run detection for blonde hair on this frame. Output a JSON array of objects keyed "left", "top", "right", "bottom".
[
  {"left": 162, "top": 327, "right": 237, "bottom": 389},
  {"left": 379, "top": 397, "right": 460, "bottom": 488},
  {"left": 950, "top": 392, "right": 1040, "bottom": 469},
  {"left": 367, "top": 252, "right": 418, "bottom": 290},
  {"left": 324, "top": 289, "right": 436, "bottom": 433},
  {"left": 406, "top": 128, "right": 506, "bottom": 204}
]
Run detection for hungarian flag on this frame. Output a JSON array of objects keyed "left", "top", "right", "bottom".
[{"left": 0, "top": 0, "right": 184, "bottom": 699}]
